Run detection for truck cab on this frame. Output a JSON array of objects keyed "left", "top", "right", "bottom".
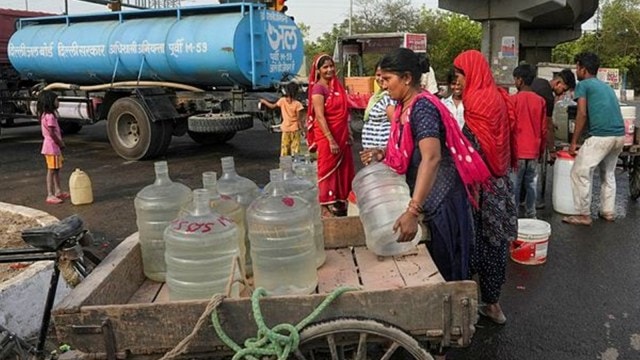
[{"left": 333, "top": 32, "right": 428, "bottom": 133}]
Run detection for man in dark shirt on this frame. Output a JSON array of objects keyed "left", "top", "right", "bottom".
[{"left": 530, "top": 68, "right": 576, "bottom": 208}]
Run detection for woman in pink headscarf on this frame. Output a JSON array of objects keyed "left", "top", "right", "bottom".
[
  {"left": 453, "top": 50, "right": 518, "bottom": 325},
  {"left": 306, "top": 54, "right": 355, "bottom": 216}
]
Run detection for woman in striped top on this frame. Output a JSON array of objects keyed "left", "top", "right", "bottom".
[{"left": 361, "top": 64, "right": 395, "bottom": 150}]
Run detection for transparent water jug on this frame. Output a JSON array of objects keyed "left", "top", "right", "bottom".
[
  {"left": 552, "top": 95, "right": 575, "bottom": 143},
  {"left": 134, "top": 161, "right": 191, "bottom": 282},
  {"left": 201, "top": 171, "right": 248, "bottom": 278},
  {"left": 293, "top": 154, "right": 318, "bottom": 184},
  {"left": 247, "top": 169, "right": 317, "bottom": 295},
  {"left": 164, "top": 189, "right": 240, "bottom": 300},
  {"left": 216, "top": 156, "right": 261, "bottom": 276},
  {"left": 264, "top": 156, "right": 325, "bottom": 267},
  {"left": 352, "top": 161, "right": 421, "bottom": 256}
]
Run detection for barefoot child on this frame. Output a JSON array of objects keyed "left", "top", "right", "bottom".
[
  {"left": 38, "top": 90, "right": 69, "bottom": 204},
  {"left": 260, "top": 82, "right": 305, "bottom": 156}
]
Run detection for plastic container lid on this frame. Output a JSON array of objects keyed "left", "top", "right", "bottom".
[
  {"left": 556, "top": 150, "right": 575, "bottom": 160},
  {"left": 517, "top": 219, "right": 551, "bottom": 241}
]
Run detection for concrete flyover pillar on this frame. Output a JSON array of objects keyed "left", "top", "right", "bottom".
[
  {"left": 439, "top": 0, "right": 599, "bottom": 85},
  {"left": 481, "top": 19, "right": 519, "bottom": 87}
]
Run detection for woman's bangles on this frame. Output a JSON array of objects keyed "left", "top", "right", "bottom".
[{"left": 406, "top": 199, "right": 424, "bottom": 216}]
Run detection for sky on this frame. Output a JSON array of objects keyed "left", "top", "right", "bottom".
[
  {"left": 3, "top": 0, "right": 439, "bottom": 40},
  {"left": 4, "top": 0, "right": 594, "bottom": 41}
]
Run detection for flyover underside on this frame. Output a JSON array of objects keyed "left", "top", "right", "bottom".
[{"left": 439, "top": 0, "right": 599, "bottom": 84}]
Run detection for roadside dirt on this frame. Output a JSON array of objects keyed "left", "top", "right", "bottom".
[{"left": 0, "top": 210, "right": 41, "bottom": 283}]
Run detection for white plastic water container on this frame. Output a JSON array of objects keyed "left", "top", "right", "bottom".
[
  {"left": 552, "top": 151, "right": 579, "bottom": 215},
  {"left": 352, "top": 162, "right": 421, "bottom": 256},
  {"left": 201, "top": 172, "right": 247, "bottom": 278},
  {"left": 164, "top": 189, "right": 240, "bottom": 300},
  {"left": 247, "top": 169, "right": 317, "bottom": 296},
  {"left": 69, "top": 168, "right": 93, "bottom": 205},
  {"left": 134, "top": 161, "right": 191, "bottom": 282},
  {"left": 217, "top": 156, "right": 261, "bottom": 276},
  {"left": 263, "top": 156, "right": 325, "bottom": 267},
  {"left": 620, "top": 106, "right": 636, "bottom": 146}
]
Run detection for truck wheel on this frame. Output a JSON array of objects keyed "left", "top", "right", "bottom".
[
  {"left": 107, "top": 97, "right": 172, "bottom": 161},
  {"left": 60, "top": 121, "right": 83, "bottom": 135},
  {"left": 188, "top": 113, "right": 253, "bottom": 133},
  {"left": 188, "top": 131, "right": 235, "bottom": 145}
]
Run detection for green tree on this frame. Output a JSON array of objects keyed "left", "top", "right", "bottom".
[
  {"left": 301, "top": 0, "right": 481, "bottom": 83},
  {"left": 424, "top": 11, "right": 482, "bottom": 80},
  {"left": 552, "top": 0, "right": 640, "bottom": 89}
]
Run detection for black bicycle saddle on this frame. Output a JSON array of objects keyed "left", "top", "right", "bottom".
[{"left": 21, "top": 215, "right": 85, "bottom": 251}]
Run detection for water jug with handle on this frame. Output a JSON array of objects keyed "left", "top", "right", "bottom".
[
  {"left": 264, "top": 156, "right": 325, "bottom": 267},
  {"left": 164, "top": 189, "right": 240, "bottom": 300},
  {"left": 134, "top": 161, "right": 191, "bottom": 282},
  {"left": 201, "top": 171, "right": 248, "bottom": 278},
  {"left": 216, "top": 156, "right": 260, "bottom": 276},
  {"left": 69, "top": 168, "right": 93, "bottom": 205},
  {"left": 247, "top": 169, "right": 317, "bottom": 296},
  {"left": 352, "top": 161, "right": 421, "bottom": 256}
]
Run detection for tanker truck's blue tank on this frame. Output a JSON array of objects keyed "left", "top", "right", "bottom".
[{"left": 7, "top": 4, "right": 303, "bottom": 89}]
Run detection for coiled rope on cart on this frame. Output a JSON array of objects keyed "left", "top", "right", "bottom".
[
  {"left": 213, "top": 286, "right": 356, "bottom": 360},
  {"left": 159, "top": 286, "right": 356, "bottom": 360}
]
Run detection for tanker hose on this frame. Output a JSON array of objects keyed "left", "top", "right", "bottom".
[{"left": 42, "top": 81, "right": 205, "bottom": 93}]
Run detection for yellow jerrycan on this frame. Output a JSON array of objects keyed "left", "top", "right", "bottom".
[{"left": 69, "top": 168, "right": 93, "bottom": 205}]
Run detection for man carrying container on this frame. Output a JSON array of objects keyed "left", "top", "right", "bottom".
[{"left": 562, "top": 52, "right": 625, "bottom": 226}]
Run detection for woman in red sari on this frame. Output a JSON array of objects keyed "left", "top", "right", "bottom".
[
  {"left": 453, "top": 50, "right": 518, "bottom": 325},
  {"left": 307, "top": 54, "right": 355, "bottom": 216}
]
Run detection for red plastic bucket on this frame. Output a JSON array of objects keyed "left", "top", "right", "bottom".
[{"left": 510, "top": 219, "right": 551, "bottom": 265}]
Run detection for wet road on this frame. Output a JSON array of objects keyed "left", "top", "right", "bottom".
[{"left": 1, "top": 119, "right": 639, "bottom": 360}]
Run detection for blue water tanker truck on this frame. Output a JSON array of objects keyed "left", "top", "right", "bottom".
[{"left": 4, "top": 3, "right": 304, "bottom": 160}]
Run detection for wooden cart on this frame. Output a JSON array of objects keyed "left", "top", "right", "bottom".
[{"left": 52, "top": 217, "right": 478, "bottom": 359}]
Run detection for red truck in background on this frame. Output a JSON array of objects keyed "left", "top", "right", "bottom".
[
  {"left": 0, "top": 8, "right": 55, "bottom": 134},
  {"left": 333, "top": 32, "right": 428, "bottom": 133}
]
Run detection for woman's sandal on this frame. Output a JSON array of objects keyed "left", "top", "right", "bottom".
[
  {"left": 46, "top": 196, "right": 63, "bottom": 205},
  {"left": 478, "top": 304, "right": 507, "bottom": 325},
  {"left": 562, "top": 215, "right": 592, "bottom": 226}
]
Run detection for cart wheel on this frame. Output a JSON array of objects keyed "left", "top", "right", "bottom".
[
  {"left": 630, "top": 156, "right": 640, "bottom": 200},
  {"left": 293, "top": 318, "right": 433, "bottom": 360}
]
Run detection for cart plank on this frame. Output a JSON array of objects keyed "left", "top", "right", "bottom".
[
  {"left": 353, "top": 247, "right": 405, "bottom": 290},
  {"left": 156, "top": 282, "right": 170, "bottom": 303},
  {"left": 128, "top": 279, "right": 163, "bottom": 304},
  {"left": 394, "top": 245, "right": 445, "bottom": 286},
  {"left": 54, "top": 233, "right": 145, "bottom": 313},
  {"left": 317, "top": 248, "right": 360, "bottom": 293}
]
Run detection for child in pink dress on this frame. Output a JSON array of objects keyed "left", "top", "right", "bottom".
[{"left": 38, "top": 90, "right": 68, "bottom": 204}]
